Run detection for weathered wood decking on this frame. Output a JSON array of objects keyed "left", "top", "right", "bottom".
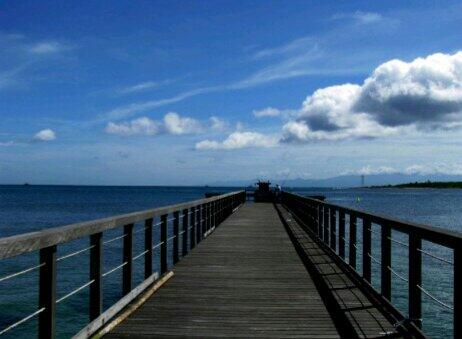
[{"left": 105, "top": 203, "right": 341, "bottom": 338}]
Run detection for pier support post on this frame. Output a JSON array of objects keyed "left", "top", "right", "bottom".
[
  {"left": 349, "top": 214, "right": 357, "bottom": 269},
  {"left": 144, "top": 219, "right": 153, "bottom": 279},
  {"left": 338, "top": 211, "right": 345, "bottom": 259},
  {"left": 330, "top": 208, "right": 336, "bottom": 251},
  {"left": 182, "top": 209, "right": 189, "bottom": 256},
  {"left": 122, "top": 223, "right": 134, "bottom": 295},
  {"left": 190, "top": 206, "right": 196, "bottom": 249},
  {"left": 173, "top": 212, "right": 180, "bottom": 264},
  {"left": 363, "top": 219, "right": 371, "bottom": 283},
  {"left": 90, "top": 232, "right": 103, "bottom": 320},
  {"left": 381, "top": 224, "right": 391, "bottom": 300},
  {"left": 39, "top": 245, "right": 57, "bottom": 339},
  {"left": 409, "top": 234, "right": 422, "bottom": 328},
  {"left": 454, "top": 246, "right": 461, "bottom": 338},
  {"left": 160, "top": 215, "right": 168, "bottom": 274}
]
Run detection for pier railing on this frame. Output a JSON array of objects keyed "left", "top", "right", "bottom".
[
  {"left": 282, "top": 191, "right": 461, "bottom": 338},
  {"left": 0, "top": 190, "right": 246, "bottom": 338}
]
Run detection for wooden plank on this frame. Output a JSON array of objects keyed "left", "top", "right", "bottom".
[{"left": 105, "top": 203, "right": 341, "bottom": 338}]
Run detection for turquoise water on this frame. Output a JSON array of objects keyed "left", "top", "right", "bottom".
[{"left": 0, "top": 186, "right": 460, "bottom": 338}]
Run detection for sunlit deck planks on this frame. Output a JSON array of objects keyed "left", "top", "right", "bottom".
[{"left": 104, "top": 203, "right": 341, "bottom": 338}]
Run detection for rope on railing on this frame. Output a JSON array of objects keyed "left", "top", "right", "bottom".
[
  {"left": 152, "top": 241, "right": 164, "bottom": 251},
  {"left": 57, "top": 245, "right": 95, "bottom": 262},
  {"left": 417, "top": 285, "right": 453, "bottom": 311},
  {"left": 387, "top": 266, "right": 408, "bottom": 282},
  {"left": 103, "top": 233, "right": 127, "bottom": 245},
  {"left": 0, "top": 307, "right": 45, "bottom": 335},
  {"left": 133, "top": 226, "right": 149, "bottom": 235},
  {"left": 0, "top": 262, "right": 45, "bottom": 283},
  {"left": 418, "top": 248, "right": 453, "bottom": 265},
  {"left": 132, "top": 249, "right": 149, "bottom": 261},
  {"left": 102, "top": 262, "right": 128, "bottom": 277},
  {"left": 388, "top": 237, "right": 409, "bottom": 248},
  {"left": 166, "top": 235, "right": 176, "bottom": 243},
  {"left": 56, "top": 280, "right": 95, "bottom": 304},
  {"left": 367, "top": 253, "right": 381, "bottom": 265}
]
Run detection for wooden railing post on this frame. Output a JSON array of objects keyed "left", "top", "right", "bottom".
[
  {"left": 39, "top": 245, "right": 57, "bottom": 339},
  {"left": 122, "top": 223, "right": 134, "bottom": 295},
  {"left": 172, "top": 212, "right": 180, "bottom": 264},
  {"left": 197, "top": 204, "right": 202, "bottom": 243},
  {"left": 160, "top": 214, "right": 168, "bottom": 274},
  {"left": 182, "top": 209, "right": 189, "bottom": 256},
  {"left": 409, "top": 234, "right": 422, "bottom": 327},
  {"left": 317, "top": 205, "right": 322, "bottom": 239},
  {"left": 330, "top": 208, "right": 336, "bottom": 251},
  {"left": 323, "top": 206, "right": 329, "bottom": 245},
  {"left": 363, "top": 219, "right": 371, "bottom": 283},
  {"left": 89, "top": 232, "right": 103, "bottom": 320},
  {"left": 338, "top": 210, "right": 345, "bottom": 259},
  {"left": 381, "top": 224, "right": 391, "bottom": 300},
  {"left": 455, "top": 246, "right": 461, "bottom": 338},
  {"left": 349, "top": 214, "right": 357, "bottom": 269},
  {"left": 190, "top": 206, "right": 196, "bottom": 249},
  {"left": 144, "top": 219, "right": 153, "bottom": 279}
]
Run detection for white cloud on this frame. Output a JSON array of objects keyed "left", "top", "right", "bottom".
[
  {"left": 283, "top": 51, "right": 462, "bottom": 142},
  {"left": 355, "top": 52, "right": 462, "bottom": 127},
  {"left": 105, "top": 113, "right": 202, "bottom": 136},
  {"left": 343, "top": 163, "right": 462, "bottom": 176},
  {"left": 332, "top": 11, "right": 383, "bottom": 24},
  {"left": 210, "top": 116, "right": 228, "bottom": 132},
  {"left": 117, "top": 80, "right": 173, "bottom": 95},
  {"left": 0, "top": 141, "right": 15, "bottom": 147},
  {"left": 29, "top": 41, "right": 68, "bottom": 55},
  {"left": 33, "top": 129, "right": 56, "bottom": 141},
  {"left": 195, "top": 131, "right": 278, "bottom": 150},
  {"left": 105, "top": 117, "right": 160, "bottom": 136},
  {"left": 163, "top": 112, "right": 202, "bottom": 135},
  {"left": 404, "top": 163, "right": 462, "bottom": 176},
  {"left": 253, "top": 107, "right": 281, "bottom": 118}
]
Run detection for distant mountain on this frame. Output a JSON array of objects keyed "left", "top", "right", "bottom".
[{"left": 210, "top": 173, "right": 462, "bottom": 188}]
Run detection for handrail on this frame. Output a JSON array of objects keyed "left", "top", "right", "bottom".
[
  {"left": 0, "top": 190, "right": 244, "bottom": 260},
  {"left": 0, "top": 190, "right": 246, "bottom": 339},
  {"left": 298, "top": 194, "right": 462, "bottom": 248},
  {"left": 281, "top": 191, "right": 461, "bottom": 338}
]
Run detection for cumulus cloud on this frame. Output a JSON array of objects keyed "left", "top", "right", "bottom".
[
  {"left": 163, "top": 112, "right": 202, "bottom": 135},
  {"left": 253, "top": 107, "right": 281, "bottom": 118},
  {"left": 33, "top": 129, "right": 56, "bottom": 141},
  {"left": 195, "top": 131, "right": 278, "bottom": 150},
  {"left": 105, "top": 112, "right": 203, "bottom": 137},
  {"left": 210, "top": 116, "right": 228, "bottom": 132},
  {"left": 105, "top": 117, "right": 160, "bottom": 136},
  {"left": 355, "top": 52, "right": 462, "bottom": 127},
  {"left": 283, "top": 51, "right": 462, "bottom": 142}
]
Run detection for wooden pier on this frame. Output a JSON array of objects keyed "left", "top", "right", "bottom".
[
  {"left": 106, "top": 203, "right": 341, "bottom": 338},
  {"left": 0, "top": 190, "right": 461, "bottom": 338}
]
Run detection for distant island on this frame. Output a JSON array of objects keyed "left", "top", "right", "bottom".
[{"left": 374, "top": 181, "right": 462, "bottom": 189}]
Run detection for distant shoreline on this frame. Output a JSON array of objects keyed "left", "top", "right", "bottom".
[{"left": 371, "top": 181, "right": 462, "bottom": 189}]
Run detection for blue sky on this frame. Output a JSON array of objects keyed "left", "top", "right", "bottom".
[{"left": 1, "top": 0, "right": 462, "bottom": 185}]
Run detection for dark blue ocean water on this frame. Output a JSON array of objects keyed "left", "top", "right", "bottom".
[{"left": 0, "top": 186, "right": 460, "bottom": 338}]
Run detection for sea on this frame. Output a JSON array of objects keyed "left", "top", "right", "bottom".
[{"left": 0, "top": 185, "right": 460, "bottom": 338}]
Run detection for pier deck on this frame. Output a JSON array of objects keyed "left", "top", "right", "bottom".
[{"left": 105, "top": 203, "right": 341, "bottom": 338}]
